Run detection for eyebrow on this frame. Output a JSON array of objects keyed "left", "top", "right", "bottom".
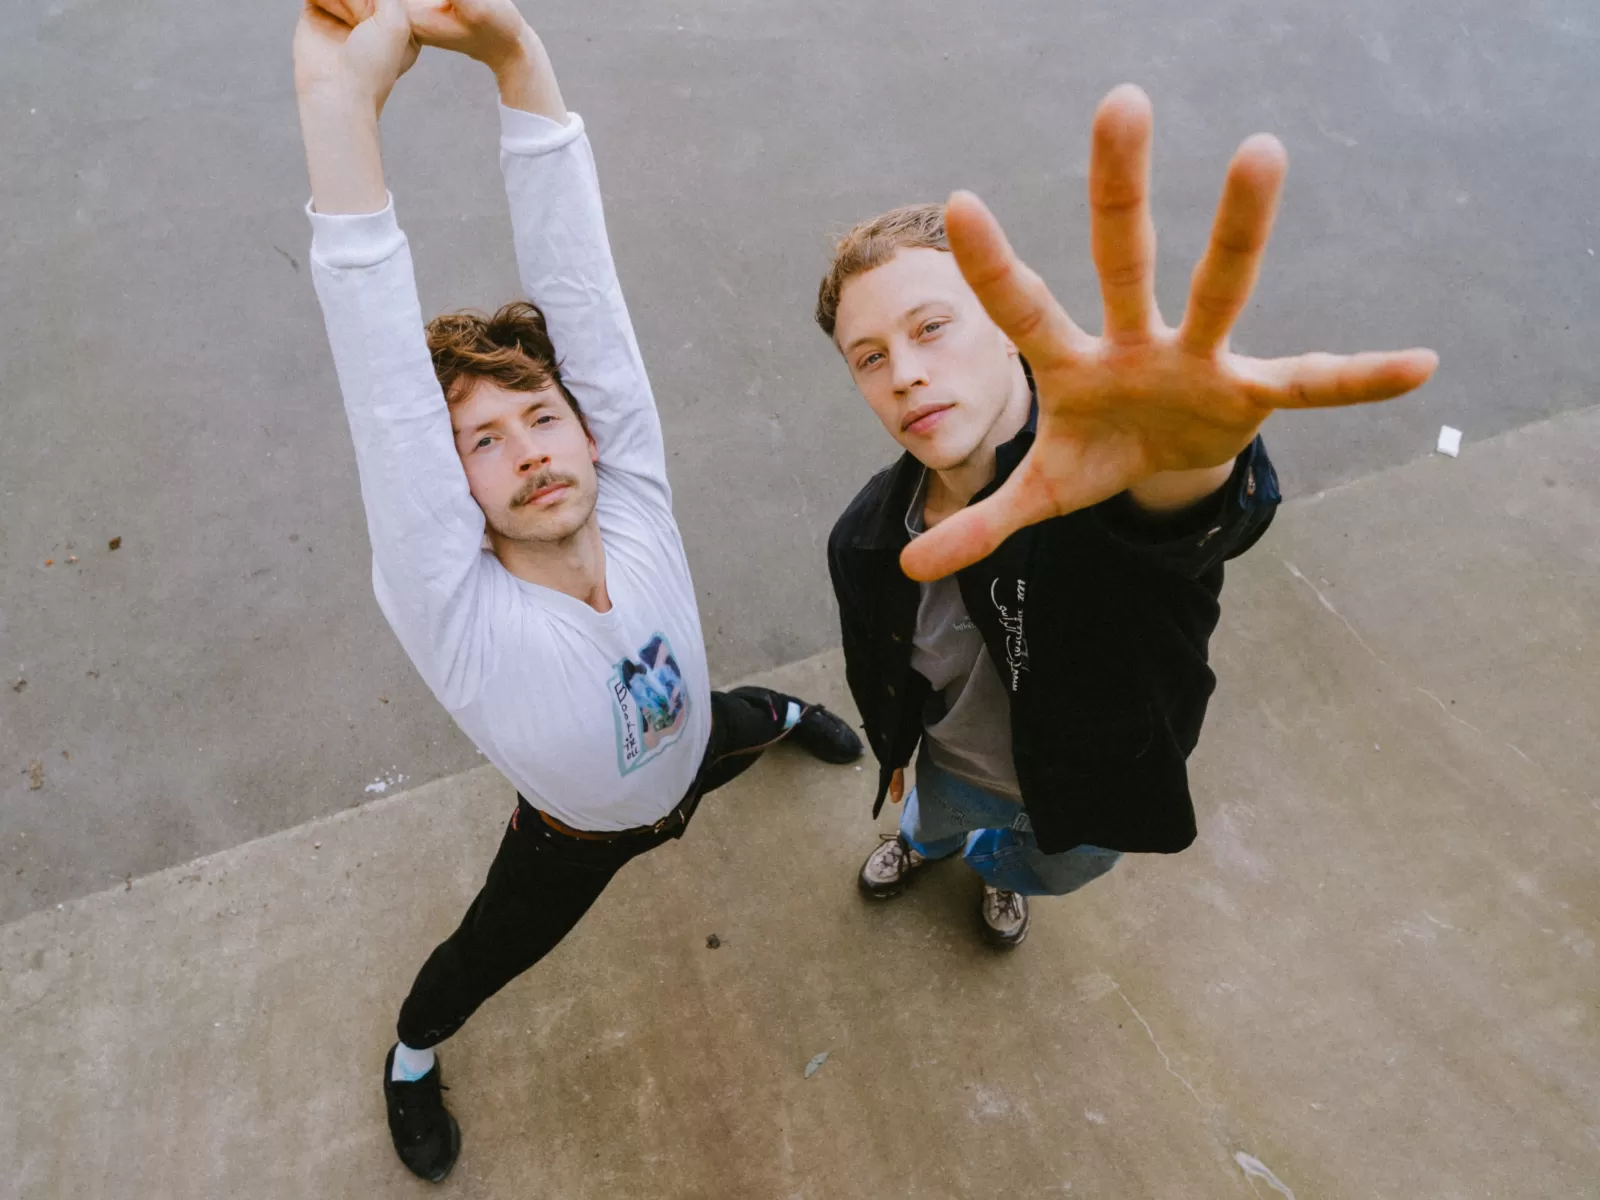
[
  {"left": 842, "top": 301, "right": 945, "bottom": 356},
  {"left": 454, "top": 397, "right": 554, "bottom": 440}
]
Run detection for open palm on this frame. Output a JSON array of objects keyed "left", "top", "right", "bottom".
[{"left": 899, "top": 84, "right": 1438, "bottom": 582}]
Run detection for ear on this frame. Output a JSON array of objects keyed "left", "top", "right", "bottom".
[{"left": 589, "top": 433, "right": 599, "bottom": 463}]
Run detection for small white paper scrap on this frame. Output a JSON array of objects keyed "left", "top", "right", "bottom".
[
  {"left": 1436, "top": 425, "right": 1462, "bottom": 457},
  {"left": 804, "top": 1051, "right": 830, "bottom": 1078}
]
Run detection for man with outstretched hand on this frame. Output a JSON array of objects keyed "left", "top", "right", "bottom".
[
  {"left": 821, "top": 86, "right": 1436, "bottom": 947},
  {"left": 292, "top": 0, "right": 861, "bottom": 1180}
]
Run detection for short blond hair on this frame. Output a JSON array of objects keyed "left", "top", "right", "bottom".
[{"left": 815, "top": 203, "right": 948, "bottom": 340}]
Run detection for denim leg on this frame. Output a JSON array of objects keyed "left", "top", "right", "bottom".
[
  {"left": 901, "top": 751, "right": 1026, "bottom": 862},
  {"left": 963, "top": 827, "right": 1121, "bottom": 897},
  {"left": 898, "top": 782, "right": 968, "bottom": 861}
]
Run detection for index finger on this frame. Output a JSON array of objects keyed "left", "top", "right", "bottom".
[{"left": 945, "top": 190, "right": 1092, "bottom": 375}]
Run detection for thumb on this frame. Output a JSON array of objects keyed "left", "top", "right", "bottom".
[{"left": 898, "top": 468, "right": 1057, "bottom": 583}]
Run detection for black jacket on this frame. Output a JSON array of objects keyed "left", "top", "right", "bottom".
[{"left": 827, "top": 407, "right": 1280, "bottom": 855}]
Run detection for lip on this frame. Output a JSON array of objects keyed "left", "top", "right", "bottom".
[
  {"left": 525, "top": 482, "right": 572, "bottom": 507},
  {"left": 901, "top": 403, "right": 954, "bottom": 435}
]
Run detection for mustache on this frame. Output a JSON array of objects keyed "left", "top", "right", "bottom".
[{"left": 510, "top": 471, "right": 579, "bottom": 509}]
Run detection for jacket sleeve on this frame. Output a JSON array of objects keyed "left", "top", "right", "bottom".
[
  {"left": 1089, "top": 436, "right": 1281, "bottom": 579},
  {"left": 827, "top": 519, "right": 877, "bottom": 749}
]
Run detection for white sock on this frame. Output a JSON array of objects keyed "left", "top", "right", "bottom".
[{"left": 391, "top": 1041, "right": 436, "bottom": 1082}]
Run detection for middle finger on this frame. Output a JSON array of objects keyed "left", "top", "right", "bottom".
[{"left": 1089, "top": 84, "right": 1159, "bottom": 342}]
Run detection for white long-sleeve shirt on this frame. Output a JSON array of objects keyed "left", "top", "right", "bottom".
[{"left": 308, "top": 107, "right": 712, "bottom": 831}]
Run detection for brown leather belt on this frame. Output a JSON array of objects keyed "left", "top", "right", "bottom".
[
  {"left": 537, "top": 808, "right": 619, "bottom": 841},
  {"left": 533, "top": 797, "right": 694, "bottom": 842}
]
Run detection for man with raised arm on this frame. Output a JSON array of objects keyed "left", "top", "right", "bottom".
[
  {"left": 821, "top": 86, "right": 1436, "bottom": 946},
  {"left": 292, "top": 0, "right": 861, "bottom": 1180}
]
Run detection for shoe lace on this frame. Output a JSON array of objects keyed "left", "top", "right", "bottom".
[
  {"left": 992, "top": 888, "right": 1024, "bottom": 921},
  {"left": 394, "top": 1076, "right": 449, "bottom": 1142},
  {"left": 877, "top": 831, "right": 910, "bottom": 871}
]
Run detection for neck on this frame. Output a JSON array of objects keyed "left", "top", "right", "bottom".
[
  {"left": 490, "top": 514, "right": 612, "bottom": 612},
  {"left": 924, "top": 363, "right": 1032, "bottom": 524}
]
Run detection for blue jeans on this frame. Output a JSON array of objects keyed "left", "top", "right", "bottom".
[{"left": 901, "top": 752, "right": 1121, "bottom": 897}]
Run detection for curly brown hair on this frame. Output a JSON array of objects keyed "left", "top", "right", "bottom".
[
  {"left": 425, "top": 301, "right": 589, "bottom": 434},
  {"left": 815, "top": 203, "right": 949, "bottom": 341}
]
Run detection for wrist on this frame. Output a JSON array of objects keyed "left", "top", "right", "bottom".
[
  {"left": 488, "top": 24, "right": 542, "bottom": 82},
  {"left": 491, "top": 26, "right": 566, "bottom": 120}
]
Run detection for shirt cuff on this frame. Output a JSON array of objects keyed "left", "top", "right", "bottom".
[
  {"left": 306, "top": 194, "right": 406, "bottom": 270},
  {"left": 499, "top": 105, "right": 585, "bottom": 155}
]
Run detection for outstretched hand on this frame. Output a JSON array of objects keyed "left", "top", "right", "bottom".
[{"left": 899, "top": 84, "right": 1438, "bottom": 583}]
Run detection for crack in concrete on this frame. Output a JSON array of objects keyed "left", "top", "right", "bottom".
[
  {"left": 1112, "top": 983, "right": 1207, "bottom": 1112},
  {"left": 1108, "top": 980, "right": 1300, "bottom": 1198}
]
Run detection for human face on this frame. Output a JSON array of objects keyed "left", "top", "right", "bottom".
[
  {"left": 450, "top": 379, "right": 599, "bottom": 544},
  {"left": 832, "top": 247, "right": 1024, "bottom": 472}
]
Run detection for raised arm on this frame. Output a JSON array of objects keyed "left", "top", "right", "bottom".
[
  {"left": 405, "top": 1, "right": 671, "bottom": 498},
  {"left": 295, "top": 1, "right": 415, "bottom": 215},
  {"left": 296, "top": 1, "right": 493, "bottom": 707}
]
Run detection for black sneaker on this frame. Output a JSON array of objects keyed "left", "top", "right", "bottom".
[
  {"left": 979, "top": 885, "right": 1030, "bottom": 949},
  {"left": 787, "top": 702, "right": 864, "bottom": 764},
  {"left": 383, "top": 1045, "right": 461, "bottom": 1183}
]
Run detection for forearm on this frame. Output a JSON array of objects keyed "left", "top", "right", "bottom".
[
  {"left": 492, "top": 26, "right": 567, "bottom": 120},
  {"left": 298, "top": 88, "right": 388, "bottom": 216}
]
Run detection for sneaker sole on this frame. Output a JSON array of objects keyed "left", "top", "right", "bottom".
[
  {"left": 857, "top": 870, "right": 911, "bottom": 898},
  {"left": 978, "top": 914, "right": 1029, "bottom": 949}
]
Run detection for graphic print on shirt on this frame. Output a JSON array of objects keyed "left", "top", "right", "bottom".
[{"left": 610, "top": 632, "right": 691, "bottom": 775}]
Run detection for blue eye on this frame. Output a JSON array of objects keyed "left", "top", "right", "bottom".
[
  {"left": 858, "top": 352, "right": 884, "bottom": 370},
  {"left": 921, "top": 321, "right": 945, "bottom": 336},
  {"left": 475, "top": 436, "right": 493, "bottom": 450}
]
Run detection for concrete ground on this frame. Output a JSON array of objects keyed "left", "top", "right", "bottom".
[
  {"left": 5, "top": 407, "right": 1597, "bottom": 1197},
  {"left": 4, "top": 0, "right": 1600, "bottom": 919}
]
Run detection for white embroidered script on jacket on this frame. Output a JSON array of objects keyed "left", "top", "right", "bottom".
[{"left": 990, "top": 577, "right": 1030, "bottom": 692}]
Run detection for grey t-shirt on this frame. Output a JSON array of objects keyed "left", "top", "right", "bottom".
[{"left": 905, "top": 470, "right": 1023, "bottom": 800}]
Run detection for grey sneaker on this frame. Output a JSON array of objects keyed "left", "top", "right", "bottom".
[
  {"left": 858, "top": 833, "right": 928, "bottom": 898},
  {"left": 980, "top": 885, "right": 1030, "bottom": 948}
]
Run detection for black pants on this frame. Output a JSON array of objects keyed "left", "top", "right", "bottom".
[{"left": 396, "top": 687, "right": 802, "bottom": 1049}]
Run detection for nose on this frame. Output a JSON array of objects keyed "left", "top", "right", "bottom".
[
  {"left": 507, "top": 427, "right": 549, "bottom": 474},
  {"left": 890, "top": 347, "right": 929, "bottom": 397}
]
